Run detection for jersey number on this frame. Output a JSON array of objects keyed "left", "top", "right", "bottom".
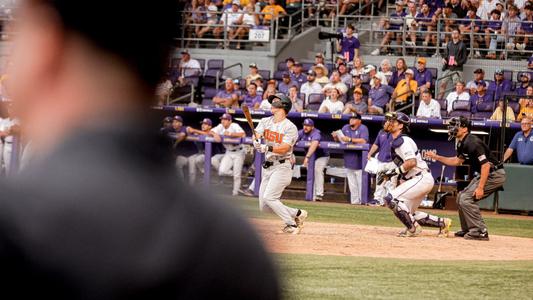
[{"left": 264, "top": 129, "right": 284, "bottom": 144}]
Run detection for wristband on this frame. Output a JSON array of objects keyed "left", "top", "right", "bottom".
[{"left": 268, "top": 145, "right": 273, "bottom": 152}]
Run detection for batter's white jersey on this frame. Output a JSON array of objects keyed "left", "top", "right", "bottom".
[
  {"left": 211, "top": 123, "right": 245, "bottom": 151},
  {"left": 392, "top": 135, "right": 429, "bottom": 179},
  {"left": 255, "top": 116, "right": 298, "bottom": 161}
]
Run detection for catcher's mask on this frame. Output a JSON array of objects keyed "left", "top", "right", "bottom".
[
  {"left": 447, "top": 116, "right": 470, "bottom": 141},
  {"left": 385, "top": 111, "right": 410, "bottom": 134}
]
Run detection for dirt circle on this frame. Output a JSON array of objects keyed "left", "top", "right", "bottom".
[{"left": 252, "top": 218, "right": 533, "bottom": 261}]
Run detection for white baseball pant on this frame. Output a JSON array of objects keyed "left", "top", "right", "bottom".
[
  {"left": 188, "top": 153, "right": 205, "bottom": 185},
  {"left": 218, "top": 150, "right": 245, "bottom": 195},
  {"left": 374, "top": 161, "right": 397, "bottom": 204},
  {"left": 391, "top": 171, "right": 434, "bottom": 213},
  {"left": 211, "top": 153, "right": 224, "bottom": 171},
  {"left": 346, "top": 168, "right": 362, "bottom": 204},
  {"left": 259, "top": 161, "right": 299, "bottom": 226},
  {"left": 313, "top": 156, "right": 329, "bottom": 200},
  {"left": 175, "top": 155, "right": 188, "bottom": 179},
  {"left": 3, "top": 142, "right": 12, "bottom": 174}
]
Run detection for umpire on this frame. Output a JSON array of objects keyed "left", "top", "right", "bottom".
[{"left": 425, "top": 117, "right": 506, "bottom": 241}]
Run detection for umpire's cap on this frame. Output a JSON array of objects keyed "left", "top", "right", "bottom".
[{"left": 268, "top": 93, "right": 292, "bottom": 114}]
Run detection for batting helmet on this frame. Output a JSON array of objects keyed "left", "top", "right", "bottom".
[
  {"left": 268, "top": 93, "right": 292, "bottom": 114},
  {"left": 447, "top": 116, "right": 470, "bottom": 141}
]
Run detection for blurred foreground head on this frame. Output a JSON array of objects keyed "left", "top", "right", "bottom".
[{"left": 8, "top": 0, "right": 176, "bottom": 152}]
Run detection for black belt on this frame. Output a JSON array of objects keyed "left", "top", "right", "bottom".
[
  {"left": 262, "top": 159, "right": 286, "bottom": 169},
  {"left": 227, "top": 147, "right": 243, "bottom": 152},
  {"left": 405, "top": 169, "right": 429, "bottom": 180},
  {"left": 492, "top": 164, "right": 504, "bottom": 171}
]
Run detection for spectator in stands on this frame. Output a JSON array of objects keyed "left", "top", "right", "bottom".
[
  {"left": 449, "top": 0, "right": 467, "bottom": 18},
  {"left": 291, "top": 62, "right": 307, "bottom": 87},
  {"left": 185, "top": 118, "right": 214, "bottom": 185},
  {"left": 339, "top": 0, "right": 360, "bottom": 15},
  {"left": 416, "top": 90, "right": 442, "bottom": 118},
  {"left": 259, "top": 82, "right": 276, "bottom": 109},
  {"left": 243, "top": 83, "right": 263, "bottom": 109},
  {"left": 368, "top": 73, "right": 394, "bottom": 114},
  {"left": 343, "top": 88, "right": 368, "bottom": 115},
  {"left": 331, "top": 114, "right": 369, "bottom": 205},
  {"left": 503, "top": 117, "right": 533, "bottom": 164},
  {"left": 245, "top": 63, "right": 262, "bottom": 87},
  {"left": 323, "top": 71, "right": 348, "bottom": 98},
  {"left": 335, "top": 55, "right": 346, "bottom": 69},
  {"left": 255, "top": 77, "right": 265, "bottom": 94},
  {"left": 300, "top": 70, "right": 322, "bottom": 101},
  {"left": 477, "top": 0, "right": 498, "bottom": 20},
  {"left": 501, "top": 5, "right": 522, "bottom": 58},
  {"left": 261, "top": 0, "right": 286, "bottom": 25},
  {"left": 516, "top": 73, "right": 531, "bottom": 96},
  {"left": 459, "top": 7, "right": 483, "bottom": 58},
  {"left": 446, "top": 81, "right": 470, "bottom": 113},
  {"left": 314, "top": 64, "right": 330, "bottom": 85},
  {"left": 347, "top": 74, "right": 369, "bottom": 100},
  {"left": 234, "top": 3, "right": 260, "bottom": 49},
  {"left": 517, "top": 5, "right": 533, "bottom": 50},
  {"left": 484, "top": 9, "right": 504, "bottom": 59},
  {"left": 490, "top": 99, "right": 516, "bottom": 121},
  {"left": 438, "top": 3, "right": 459, "bottom": 49},
  {"left": 319, "top": 88, "right": 345, "bottom": 113},
  {"left": 213, "top": 78, "right": 239, "bottom": 107},
  {"left": 285, "top": 57, "right": 295, "bottom": 74},
  {"left": 232, "top": 79, "right": 243, "bottom": 101},
  {"left": 391, "top": 69, "right": 417, "bottom": 111},
  {"left": 466, "top": 68, "right": 486, "bottom": 95},
  {"left": 378, "top": 59, "right": 393, "bottom": 83},
  {"left": 403, "top": 0, "right": 419, "bottom": 48},
  {"left": 298, "top": 118, "right": 330, "bottom": 201},
  {"left": 314, "top": 52, "right": 326, "bottom": 66},
  {"left": 197, "top": 0, "right": 219, "bottom": 38},
  {"left": 414, "top": 57, "right": 432, "bottom": 93},
  {"left": 371, "top": 0, "right": 406, "bottom": 56},
  {"left": 178, "top": 49, "right": 202, "bottom": 86},
  {"left": 470, "top": 81, "right": 494, "bottom": 113},
  {"left": 336, "top": 24, "right": 360, "bottom": 62},
  {"left": 390, "top": 58, "right": 407, "bottom": 89},
  {"left": 412, "top": 3, "right": 437, "bottom": 48},
  {"left": 191, "top": 0, "right": 208, "bottom": 40},
  {"left": 439, "top": 29, "right": 468, "bottom": 99},
  {"left": 338, "top": 63, "right": 352, "bottom": 86},
  {"left": 350, "top": 56, "right": 365, "bottom": 77},
  {"left": 210, "top": 113, "right": 246, "bottom": 196},
  {"left": 278, "top": 72, "right": 297, "bottom": 94},
  {"left": 518, "top": 96, "right": 533, "bottom": 120},
  {"left": 213, "top": 1, "right": 242, "bottom": 48},
  {"left": 288, "top": 85, "right": 304, "bottom": 112},
  {"left": 364, "top": 65, "right": 379, "bottom": 88},
  {"left": 489, "top": 69, "right": 512, "bottom": 101},
  {"left": 156, "top": 77, "right": 173, "bottom": 105}
]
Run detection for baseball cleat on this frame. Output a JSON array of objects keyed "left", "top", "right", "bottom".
[
  {"left": 295, "top": 209, "right": 308, "bottom": 227},
  {"left": 238, "top": 188, "right": 254, "bottom": 197},
  {"left": 279, "top": 224, "right": 301, "bottom": 235},
  {"left": 398, "top": 223, "right": 421, "bottom": 237},
  {"left": 464, "top": 229, "right": 489, "bottom": 241},
  {"left": 438, "top": 218, "right": 452, "bottom": 237},
  {"left": 454, "top": 230, "right": 467, "bottom": 237}
]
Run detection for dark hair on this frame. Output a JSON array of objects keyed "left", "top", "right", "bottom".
[
  {"left": 491, "top": 9, "right": 501, "bottom": 16},
  {"left": 347, "top": 24, "right": 354, "bottom": 30},
  {"left": 248, "top": 83, "right": 257, "bottom": 88},
  {"left": 34, "top": 0, "right": 177, "bottom": 90}
]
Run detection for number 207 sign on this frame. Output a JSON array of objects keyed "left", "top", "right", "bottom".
[{"left": 249, "top": 27, "right": 270, "bottom": 42}]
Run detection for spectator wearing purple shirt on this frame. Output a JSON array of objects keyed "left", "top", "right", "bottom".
[
  {"left": 414, "top": 58, "right": 432, "bottom": 93},
  {"left": 470, "top": 81, "right": 494, "bottom": 113},
  {"left": 368, "top": 73, "right": 394, "bottom": 114},
  {"left": 242, "top": 83, "right": 263, "bottom": 109},
  {"left": 484, "top": 9, "right": 503, "bottom": 59},
  {"left": 459, "top": 8, "right": 483, "bottom": 58},
  {"left": 413, "top": 4, "right": 436, "bottom": 47},
  {"left": 518, "top": 5, "right": 533, "bottom": 50},
  {"left": 278, "top": 73, "right": 297, "bottom": 95},
  {"left": 290, "top": 62, "right": 307, "bottom": 87},
  {"left": 366, "top": 124, "right": 395, "bottom": 206},
  {"left": 516, "top": 73, "right": 531, "bottom": 96},
  {"left": 336, "top": 24, "right": 360, "bottom": 62},
  {"left": 426, "top": 0, "right": 445, "bottom": 14},
  {"left": 298, "top": 118, "right": 330, "bottom": 201},
  {"left": 332, "top": 114, "right": 369, "bottom": 205},
  {"left": 488, "top": 69, "right": 512, "bottom": 101},
  {"left": 371, "top": 1, "right": 406, "bottom": 56},
  {"left": 389, "top": 58, "right": 407, "bottom": 89},
  {"left": 213, "top": 78, "right": 239, "bottom": 108}
]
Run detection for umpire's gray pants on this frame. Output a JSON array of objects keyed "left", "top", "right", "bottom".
[{"left": 457, "top": 169, "right": 506, "bottom": 233}]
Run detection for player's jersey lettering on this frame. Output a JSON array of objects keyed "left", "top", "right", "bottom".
[{"left": 264, "top": 129, "right": 284, "bottom": 144}]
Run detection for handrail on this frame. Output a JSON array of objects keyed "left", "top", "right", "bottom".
[
  {"left": 435, "top": 71, "right": 460, "bottom": 99},
  {"left": 215, "top": 62, "right": 243, "bottom": 88}
]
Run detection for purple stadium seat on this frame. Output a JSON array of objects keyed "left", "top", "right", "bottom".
[
  {"left": 502, "top": 69, "right": 513, "bottom": 82},
  {"left": 502, "top": 91, "right": 518, "bottom": 101},
  {"left": 273, "top": 70, "right": 285, "bottom": 81},
  {"left": 508, "top": 102, "right": 520, "bottom": 114},
  {"left": 204, "top": 87, "right": 218, "bottom": 99},
  {"left": 306, "top": 93, "right": 325, "bottom": 111},
  {"left": 207, "top": 59, "right": 224, "bottom": 70},
  {"left": 201, "top": 99, "right": 213, "bottom": 106},
  {"left": 277, "top": 61, "right": 288, "bottom": 71},
  {"left": 448, "top": 110, "right": 472, "bottom": 118},
  {"left": 302, "top": 63, "right": 314, "bottom": 72},
  {"left": 449, "top": 100, "right": 471, "bottom": 118},
  {"left": 473, "top": 112, "right": 493, "bottom": 120},
  {"left": 298, "top": 93, "right": 306, "bottom": 103},
  {"left": 326, "top": 63, "right": 334, "bottom": 73},
  {"left": 203, "top": 69, "right": 221, "bottom": 87},
  {"left": 258, "top": 70, "right": 271, "bottom": 80},
  {"left": 197, "top": 59, "right": 206, "bottom": 74},
  {"left": 472, "top": 102, "right": 496, "bottom": 119},
  {"left": 436, "top": 99, "right": 447, "bottom": 111},
  {"left": 239, "top": 79, "right": 247, "bottom": 90}
]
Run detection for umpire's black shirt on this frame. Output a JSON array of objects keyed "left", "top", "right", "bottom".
[
  {"left": 0, "top": 119, "right": 279, "bottom": 299},
  {"left": 456, "top": 133, "right": 499, "bottom": 173}
]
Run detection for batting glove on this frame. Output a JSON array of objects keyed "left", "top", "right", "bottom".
[{"left": 253, "top": 140, "right": 269, "bottom": 153}]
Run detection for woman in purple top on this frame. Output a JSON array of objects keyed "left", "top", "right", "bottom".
[{"left": 390, "top": 58, "right": 407, "bottom": 88}]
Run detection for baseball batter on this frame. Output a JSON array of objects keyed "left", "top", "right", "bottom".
[
  {"left": 378, "top": 112, "right": 451, "bottom": 237},
  {"left": 254, "top": 93, "right": 308, "bottom": 234}
]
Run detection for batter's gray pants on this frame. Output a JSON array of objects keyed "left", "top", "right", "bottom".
[
  {"left": 457, "top": 169, "right": 506, "bottom": 233},
  {"left": 259, "top": 161, "right": 299, "bottom": 226}
]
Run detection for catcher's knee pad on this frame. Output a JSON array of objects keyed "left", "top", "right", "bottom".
[
  {"left": 413, "top": 211, "right": 443, "bottom": 228},
  {"left": 384, "top": 193, "right": 395, "bottom": 209}
]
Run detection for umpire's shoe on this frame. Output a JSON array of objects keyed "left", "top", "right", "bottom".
[
  {"left": 295, "top": 209, "right": 308, "bottom": 227},
  {"left": 454, "top": 230, "right": 467, "bottom": 237},
  {"left": 464, "top": 229, "right": 490, "bottom": 241}
]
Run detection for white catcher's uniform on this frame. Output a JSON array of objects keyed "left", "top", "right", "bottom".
[
  {"left": 211, "top": 123, "right": 245, "bottom": 195},
  {"left": 255, "top": 116, "right": 300, "bottom": 226},
  {"left": 0, "top": 117, "right": 19, "bottom": 175}
]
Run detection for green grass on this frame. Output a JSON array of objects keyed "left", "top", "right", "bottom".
[
  {"left": 278, "top": 254, "right": 533, "bottom": 300},
  {"left": 232, "top": 197, "right": 533, "bottom": 238}
]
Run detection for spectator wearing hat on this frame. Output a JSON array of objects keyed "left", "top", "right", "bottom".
[
  {"left": 489, "top": 99, "right": 515, "bottom": 121},
  {"left": 313, "top": 64, "right": 330, "bottom": 85},
  {"left": 343, "top": 88, "right": 368, "bottom": 115},
  {"left": 368, "top": 74, "right": 394, "bottom": 114},
  {"left": 466, "top": 69, "right": 486, "bottom": 95},
  {"left": 446, "top": 81, "right": 470, "bottom": 113},
  {"left": 314, "top": 52, "right": 326, "bottom": 66},
  {"left": 336, "top": 24, "right": 360, "bottom": 62},
  {"left": 335, "top": 55, "right": 346, "bottom": 69},
  {"left": 414, "top": 57, "right": 432, "bottom": 93},
  {"left": 438, "top": 29, "right": 468, "bottom": 99},
  {"left": 470, "top": 81, "right": 494, "bottom": 113},
  {"left": 416, "top": 90, "right": 441, "bottom": 118},
  {"left": 278, "top": 72, "right": 297, "bottom": 95},
  {"left": 371, "top": 0, "right": 406, "bottom": 56},
  {"left": 298, "top": 118, "right": 330, "bottom": 201},
  {"left": 213, "top": 78, "right": 240, "bottom": 108},
  {"left": 346, "top": 74, "right": 369, "bottom": 101},
  {"left": 232, "top": 78, "right": 243, "bottom": 101},
  {"left": 363, "top": 64, "right": 377, "bottom": 87},
  {"left": 319, "top": 88, "right": 345, "bottom": 114},
  {"left": 516, "top": 73, "right": 531, "bottom": 96},
  {"left": 391, "top": 68, "right": 418, "bottom": 110},
  {"left": 290, "top": 62, "right": 307, "bottom": 87},
  {"left": 177, "top": 49, "right": 202, "bottom": 86},
  {"left": 261, "top": 0, "right": 286, "bottom": 25},
  {"left": 331, "top": 114, "right": 369, "bottom": 205},
  {"left": 484, "top": 9, "right": 503, "bottom": 59},
  {"left": 323, "top": 71, "right": 348, "bottom": 97},
  {"left": 518, "top": 91, "right": 533, "bottom": 121},
  {"left": 245, "top": 63, "right": 262, "bottom": 87},
  {"left": 242, "top": 82, "right": 263, "bottom": 109},
  {"left": 186, "top": 118, "right": 214, "bottom": 185},
  {"left": 488, "top": 69, "right": 512, "bottom": 101},
  {"left": 288, "top": 85, "right": 304, "bottom": 112},
  {"left": 338, "top": 63, "right": 352, "bottom": 86},
  {"left": 300, "top": 70, "right": 322, "bottom": 102},
  {"left": 503, "top": 117, "right": 533, "bottom": 165},
  {"left": 210, "top": 113, "right": 246, "bottom": 196}
]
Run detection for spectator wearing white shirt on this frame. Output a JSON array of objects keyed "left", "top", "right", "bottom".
[
  {"left": 178, "top": 50, "right": 201, "bottom": 86},
  {"left": 197, "top": 0, "right": 219, "bottom": 38},
  {"left": 416, "top": 91, "right": 442, "bottom": 118},
  {"left": 213, "top": 1, "right": 242, "bottom": 48},
  {"left": 446, "top": 81, "right": 470, "bottom": 113},
  {"left": 319, "top": 88, "right": 345, "bottom": 114},
  {"left": 322, "top": 71, "right": 348, "bottom": 101},
  {"left": 477, "top": 0, "right": 498, "bottom": 20},
  {"left": 300, "top": 70, "right": 322, "bottom": 104},
  {"left": 232, "top": 3, "right": 259, "bottom": 49}
]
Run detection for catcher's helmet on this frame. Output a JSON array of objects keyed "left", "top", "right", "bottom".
[
  {"left": 385, "top": 111, "right": 410, "bottom": 133},
  {"left": 447, "top": 116, "right": 470, "bottom": 141},
  {"left": 268, "top": 93, "right": 292, "bottom": 114}
]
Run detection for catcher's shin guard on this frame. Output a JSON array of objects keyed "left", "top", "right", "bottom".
[
  {"left": 413, "top": 211, "right": 445, "bottom": 228},
  {"left": 385, "top": 193, "right": 415, "bottom": 231}
]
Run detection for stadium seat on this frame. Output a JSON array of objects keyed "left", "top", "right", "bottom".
[
  {"left": 436, "top": 99, "right": 447, "bottom": 118},
  {"left": 258, "top": 70, "right": 271, "bottom": 80},
  {"left": 277, "top": 61, "right": 288, "bottom": 71},
  {"left": 306, "top": 93, "right": 324, "bottom": 111},
  {"left": 302, "top": 63, "right": 314, "bottom": 72},
  {"left": 449, "top": 100, "right": 471, "bottom": 118},
  {"left": 207, "top": 59, "right": 224, "bottom": 70},
  {"left": 508, "top": 102, "right": 520, "bottom": 114},
  {"left": 273, "top": 70, "right": 285, "bottom": 81},
  {"left": 473, "top": 101, "right": 496, "bottom": 119},
  {"left": 203, "top": 69, "right": 222, "bottom": 87},
  {"left": 502, "top": 69, "right": 513, "bottom": 82},
  {"left": 197, "top": 59, "right": 206, "bottom": 74}
]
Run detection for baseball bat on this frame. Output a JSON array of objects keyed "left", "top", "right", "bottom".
[{"left": 241, "top": 104, "right": 256, "bottom": 135}]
